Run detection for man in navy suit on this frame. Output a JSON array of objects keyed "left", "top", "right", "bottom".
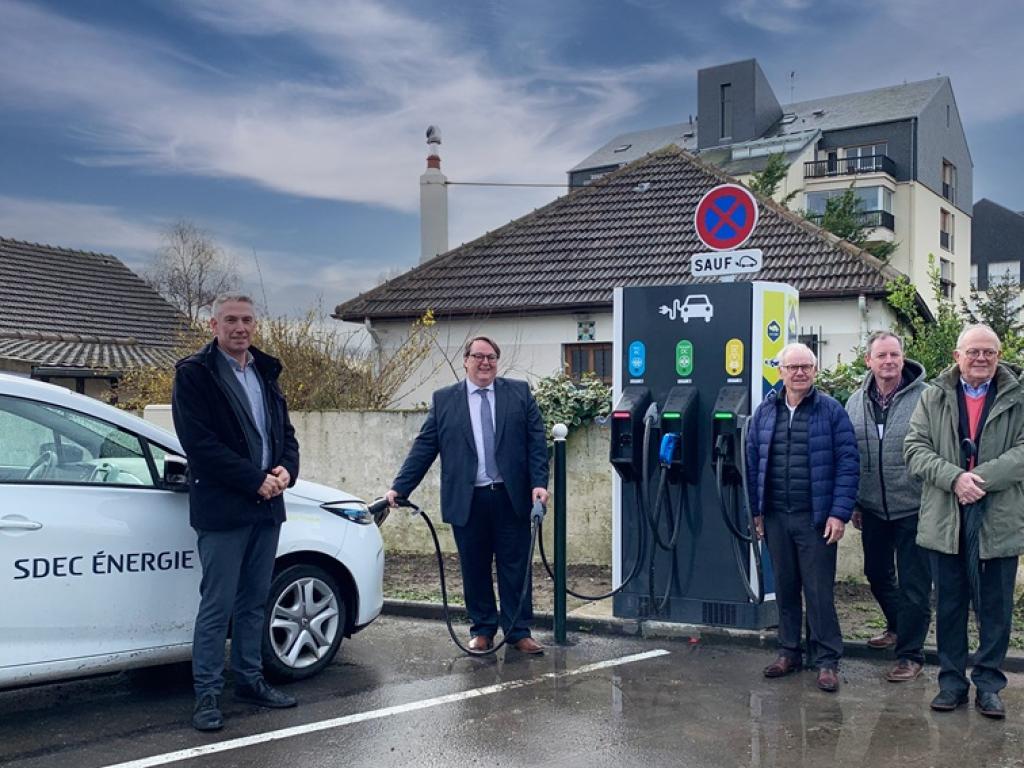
[{"left": 386, "top": 336, "right": 550, "bottom": 653}]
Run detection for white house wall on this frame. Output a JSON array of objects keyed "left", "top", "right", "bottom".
[{"left": 372, "top": 295, "right": 901, "bottom": 407}]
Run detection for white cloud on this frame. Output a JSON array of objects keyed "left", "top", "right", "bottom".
[
  {"left": 0, "top": 195, "right": 164, "bottom": 259},
  {"left": 0, "top": 0, "right": 679, "bottom": 245},
  {"left": 723, "top": 0, "right": 815, "bottom": 33}
]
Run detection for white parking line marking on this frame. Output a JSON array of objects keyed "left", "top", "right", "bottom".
[{"left": 100, "top": 649, "right": 670, "bottom": 768}]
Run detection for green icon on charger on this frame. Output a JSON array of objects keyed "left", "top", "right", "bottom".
[{"left": 676, "top": 340, "right": 694, "bottom": 376}]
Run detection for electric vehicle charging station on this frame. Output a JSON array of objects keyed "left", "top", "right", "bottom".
[{"left": 611, "top": 281, "right": 799, "bottom": 629}]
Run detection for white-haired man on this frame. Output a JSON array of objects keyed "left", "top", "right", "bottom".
[
  {"left": 905, "top": 324, "right": 1024, "bottom": 718},
  {"left": 746, "top": 343, "right": 859, "bottom": 692}
]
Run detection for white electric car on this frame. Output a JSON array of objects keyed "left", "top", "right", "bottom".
[{"left": 0, "top": 373, "right": 385, "bottom": 690}]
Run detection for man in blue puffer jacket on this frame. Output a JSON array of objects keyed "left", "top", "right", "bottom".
[{"left": 746, "top": 342, "right": 859, "bottom": 692}]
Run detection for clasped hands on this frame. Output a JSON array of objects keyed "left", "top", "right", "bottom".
[
  {"left": 258, "top": 466, "right": 291, "bottom": 500},
  {"left": 954, "top": 471, "right": 986, "bottom": 506}
]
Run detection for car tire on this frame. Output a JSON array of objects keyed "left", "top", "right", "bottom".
[{"left": 262, "top": 564, "right": 346, "bottom": 681}]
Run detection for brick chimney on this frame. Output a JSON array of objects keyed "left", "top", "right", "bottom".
[{"left": 420, "top": 125, "right": 448, "bottom": 263}]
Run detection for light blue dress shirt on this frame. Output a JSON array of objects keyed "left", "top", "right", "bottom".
[
  {"left": 219, "top": 348, "right": 271, "bottom": 470},
  {"left": 466, "top": 379, "right": 503, "bottom": 486}
]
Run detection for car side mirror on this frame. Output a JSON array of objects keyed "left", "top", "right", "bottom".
[{"left": 163, "top": 454, "right": 189, "bottom": 491}]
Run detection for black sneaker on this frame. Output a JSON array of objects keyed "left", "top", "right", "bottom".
[
  {"left": 930, "top": 689, "right": 969, "bottom": 711},
  {"left": 235, "top": 679, "right": 297, "bottom": 709},
  {"left": 192, "top": 693, "right": 223, "bottom": 731}
]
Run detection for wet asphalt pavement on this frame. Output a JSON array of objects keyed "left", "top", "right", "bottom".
[{"left": 2, "top": 615, "right": 1023, "bottom": 768}]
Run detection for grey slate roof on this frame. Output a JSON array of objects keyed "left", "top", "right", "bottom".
[
  {"left": 0, "top": 237, "right": 185, "bottom": 372},
  {"left": 571, "top": 77, "right": 947, "bottom": 174},
  {"left": 336, "top": 147, "right": 902, "bottom": 322},
  {"left": 972, "top": 198, "right": 1024, "bottom": 279},
  {"left": 570, "top": 122, "right": 698, "bottom": 173},
  {"left": 776, "top": 78, "right": 946, "bottom": 136}
]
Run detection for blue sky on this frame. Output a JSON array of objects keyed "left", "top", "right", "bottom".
[{"left": 1, "top": 0, "right": 1021, "bottom": 316}]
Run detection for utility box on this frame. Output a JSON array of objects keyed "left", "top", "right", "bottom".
[{"left": 611, "top": 281, "right": 798, "bottom": 629}]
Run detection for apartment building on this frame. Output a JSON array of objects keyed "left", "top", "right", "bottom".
[{"left": 571, "top": 59, "right": 973, "bottom": 319}]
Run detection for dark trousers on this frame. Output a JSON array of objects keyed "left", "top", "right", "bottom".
[
  {"left": 451, "top": 484, "right": 533, "bottom": 642},
  {"left": 193, "top": 519, "right": 281, "bottom": 697},
  {"left": 931, "top": 548, "right": 1018, "bottom": 694},
  {"left": 861, "top": 512, "right": 933, "bottom": 663},
  {"left": 764, "top": 511, "right": 844, "bottom": 669}
]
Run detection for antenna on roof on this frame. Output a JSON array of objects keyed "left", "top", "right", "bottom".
[{"left": 789, "top": 71, "right": 796, "bottom": 102}]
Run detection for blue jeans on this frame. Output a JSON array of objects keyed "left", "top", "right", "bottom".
[{"left": 192, "top": 520, "right": 281, "bottom": 697}]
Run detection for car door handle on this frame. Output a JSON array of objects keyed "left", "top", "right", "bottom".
[{"left": 0, "top": 518, "right": 43, "bottom": 531}]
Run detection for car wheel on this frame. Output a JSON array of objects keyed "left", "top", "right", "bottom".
[{"left": 263, "top": 564, "right": 346, "bottom": 681}]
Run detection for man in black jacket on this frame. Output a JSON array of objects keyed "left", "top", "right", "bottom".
[{"left": 173, "top": 294, "right": 300, "bottom": 731}]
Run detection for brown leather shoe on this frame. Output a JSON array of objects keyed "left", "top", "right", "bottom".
[
  {"left": 763, "top": 656, "right": 802, "bottom": 678},
  {"left": 886, "top": 659, "right": 923, "bottom": 682},
  {"left": 513, "top": 636, "right": 544, "bottom": 655},
  {"left": 468, "top": 635, "right": 494, "bottom": 651},
  {"left": 817, "top": 667, "right": 840, "bottom": 692},
  {"left": 867, "top": 630, "right": 897, "bottom": 649}
]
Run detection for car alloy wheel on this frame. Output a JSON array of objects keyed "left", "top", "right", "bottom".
[{"left": 263, "top": 564, "right": 346, "bottom": 680}]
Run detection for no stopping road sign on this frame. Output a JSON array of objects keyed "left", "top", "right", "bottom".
[{"left": 694, "top": 184, "right": 759, "bottom": 251}]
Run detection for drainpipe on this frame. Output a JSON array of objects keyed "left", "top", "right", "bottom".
[
  {"left": 858, "top": 294, "right": 868, "bottom": 349},
  {"left": 364, "top": 318, "right": 383, "bottom": 373}
]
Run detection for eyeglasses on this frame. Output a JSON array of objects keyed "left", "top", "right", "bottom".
[
  {"left": 467, "top": 353, "right": 498, "bottom": 362},
  {"left": 962, "top": 348, "right": 998, "bottom": 360},
  {"left": 780, "top": 363, "right": 815, "bottom": 373}
]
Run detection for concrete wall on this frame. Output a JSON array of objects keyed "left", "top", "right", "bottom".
[
  {"left": 290, "top": 410, "right": 614, "bottom": 565},
  {"left": 288, "top": 412, "right": 870, "bottom": 580}
]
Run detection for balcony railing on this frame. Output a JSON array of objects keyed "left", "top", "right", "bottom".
[
  {"left": 807, "top": 209, "right": 895, "bottom": 231},
  {"left": 942, "top": 182, "right": 955, "bottom": 203},
  {"left": 804, "top": 154, "right": 897, "bottom": 179},
  {"left": 940, "top": 231, "right": 953, "bottom": 250}
]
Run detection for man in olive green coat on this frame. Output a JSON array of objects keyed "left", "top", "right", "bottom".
[{"left": 905, "top": 324, "right": 1024, "bottom": 719}]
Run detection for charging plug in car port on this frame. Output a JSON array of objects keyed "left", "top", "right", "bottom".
[{"left": 321, "top": 501, "right": 376, "bottom": 525}]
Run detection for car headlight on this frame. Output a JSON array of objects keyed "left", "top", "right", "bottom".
[{"left": 320, "top": 500, "right": 374, "bottom": 525}]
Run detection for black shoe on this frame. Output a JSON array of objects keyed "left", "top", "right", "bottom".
[
  {"left": 930, "top": 689, "right": 969, "bottom": 711},
  {"left": 192, "top": 693, "right": 223, "bottom": 731},
  {"left": 975, "top": 691, "right": 1006, "bottom": 719},
  {"left": 235, "top": 679, "right": 297, "bottom": 709}
]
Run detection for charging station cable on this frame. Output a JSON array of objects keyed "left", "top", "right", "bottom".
[
  {"left": 712, "top": 424, "right": 764, "bottom": 605},
  {"left": 368, "top": 496, "right": 542, "bottom": 657}
]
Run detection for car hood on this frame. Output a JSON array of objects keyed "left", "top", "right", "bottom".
[{"left": 286, "top": 478, "right": 364, "bottom": 505}]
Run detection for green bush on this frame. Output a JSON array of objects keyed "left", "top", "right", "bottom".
[
  {"left": 815, "top": 355, "right": 867, "bottom": 405},
  {"left": 532, "top": 372, "right": 612, "bottom": 445}
]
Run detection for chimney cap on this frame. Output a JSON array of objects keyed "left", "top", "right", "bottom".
[{"left": 426, "top": 125, "right": 442, "bottom": 145}]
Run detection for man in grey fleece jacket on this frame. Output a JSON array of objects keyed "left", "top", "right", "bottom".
[{"left": 846, "top": 331, "right": 931, "bottom": 682}]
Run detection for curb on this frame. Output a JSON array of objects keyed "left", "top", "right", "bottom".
[{"left": 382, "top": 598, "right": 1024, "bottom": 673}]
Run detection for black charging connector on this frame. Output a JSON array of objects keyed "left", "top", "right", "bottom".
[{"left": 659, "top": 386, "right": 699, "bottom": 485}]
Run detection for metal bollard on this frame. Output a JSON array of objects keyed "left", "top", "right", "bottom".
[{"left": 552, "top": 423, "right": 568, "bottom": 644}]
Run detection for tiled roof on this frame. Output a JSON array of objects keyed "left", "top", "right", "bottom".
[
  {"left": 336, "top": 147, "right": 902, "bottom": 322},
  {"left": 0, "top": 335, "right": 177, "bottom": 371},
  {"left": 0, "top": 237, "right": 186, "bottom": 372}
]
